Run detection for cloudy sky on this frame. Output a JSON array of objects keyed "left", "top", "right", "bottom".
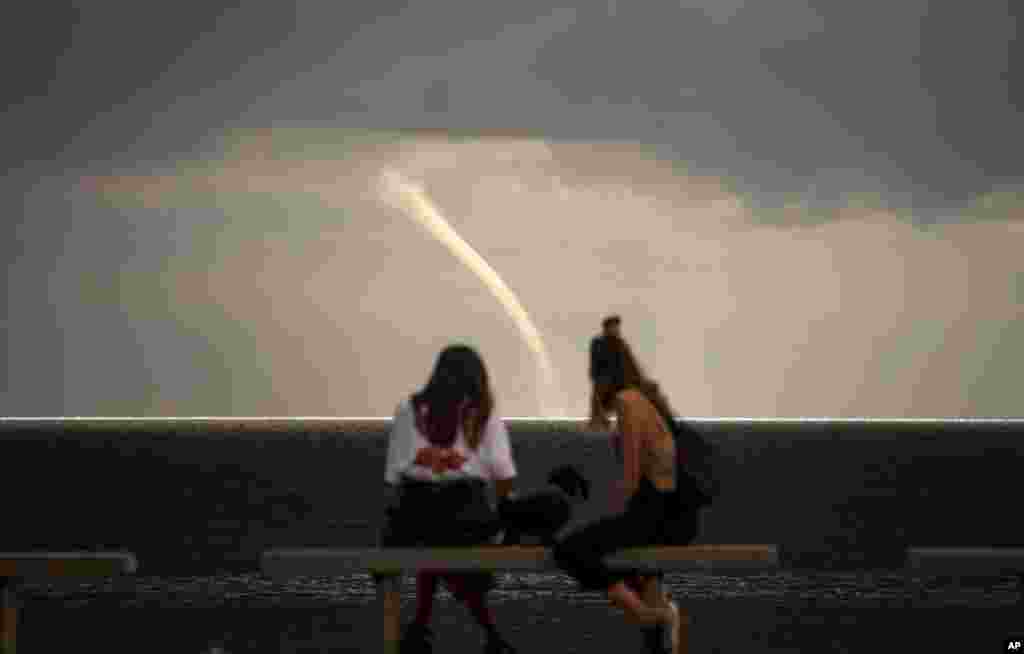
[{"left": 2, "top": 2, "right": 1021, "bottom": 417}]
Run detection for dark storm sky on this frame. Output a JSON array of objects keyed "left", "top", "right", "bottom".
[{"left": 4, "top": 2, "right": 1019, "bottom": 201}]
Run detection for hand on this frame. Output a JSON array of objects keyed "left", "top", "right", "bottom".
[
  {"left": 414, "top": 446, "right": 447, "bottom": 473},
  {"left": 414, "top": 447, "right": 467, "bottom": 473},
  {"left": 442, "top": 449, "right": 467, "bottom": 470}
]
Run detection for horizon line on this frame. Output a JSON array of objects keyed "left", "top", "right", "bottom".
[{"left": 3, "top": 416, "right": 1024, "bottom": 423}]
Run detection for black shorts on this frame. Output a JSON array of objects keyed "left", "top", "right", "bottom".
[{"left": 552, "top": 477, "right": 698, "bottom": 591}]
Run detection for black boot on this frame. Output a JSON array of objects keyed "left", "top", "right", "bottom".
[
  {"left": 642, "top": 624, "right": 668, "bottom": 654},
  {"left": 400, "top": 622, "right": 434, "bottom": 654}
]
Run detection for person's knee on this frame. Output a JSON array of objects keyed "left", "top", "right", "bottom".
[{"left": 607, "top": 581, "right": 640, "bottom": 612}]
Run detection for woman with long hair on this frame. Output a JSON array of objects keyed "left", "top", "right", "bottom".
[
  {"left": 382, "top": 344, "right": 518, "bottom": 654},
  {"left": 553, "top": 319, "right": 697, "bottom": 654}
]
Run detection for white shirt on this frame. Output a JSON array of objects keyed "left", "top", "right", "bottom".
[{"left": 384, "top": 398, "right": 517, "bottom": 485}]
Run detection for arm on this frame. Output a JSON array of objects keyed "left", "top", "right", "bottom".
[
  {"left": 383, "top": 481, "right": 400, "bottom": 515},
  {"left": 414, "top": 446, "right": 462, "bottom": 473},
  {"left": 589, "top": 389, "right": 611, "bottom": 430},
  {"left": 484, "top": 414, "right": 517, "bottom": 499},
  {"left": 384, "top": 403, "right": 415, "bottom": 485},
  {"left": 384, "top": 401, "right": 449, "bottom": 481},
  {"left": 382, "top": 405, "right": 411, "bottom": 543}
]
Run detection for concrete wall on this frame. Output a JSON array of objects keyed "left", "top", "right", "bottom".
[{"left": 2, "top": 418, "right": 1021, "bottom": 574}]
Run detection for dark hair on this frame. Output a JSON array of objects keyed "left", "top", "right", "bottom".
[
  {"left": 412, "top": 344, "right": 494, "bottom": 450},
  {"left": 601, "top": 315, "right": 621, "bottom": 331},
  {"left": 589, "top": 332, "right": 674, "bottom": 425}
]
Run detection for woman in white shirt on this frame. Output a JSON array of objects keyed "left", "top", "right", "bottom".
[{"left": 382, "top": 344, "right": 518, "bottom": 654}]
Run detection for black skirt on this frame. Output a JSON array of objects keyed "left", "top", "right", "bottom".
[
  {"left": 379, "top": 476, "right": 501, "bottom": 592},
  {"left": 384, "top": 476, "right": 501, "bottom": 546}
]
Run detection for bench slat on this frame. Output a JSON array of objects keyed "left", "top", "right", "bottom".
[
  {"left": 0, "top": 552, "right": 138, "bottom": 579},
  {"left": 261, "top": 545, "right": 778, "bottom": 577},
  {"left": 907, "top": 547, "right": 1024, "bottom": 575}
]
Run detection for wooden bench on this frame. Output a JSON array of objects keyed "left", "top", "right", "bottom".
[
  {"left": 262, "top": 544, "right": 778, "bottom": 654},
  {"left": 0, "top": 552, "right": 138, "bottom": 654},
  {"left": 906, "top": 547, "right": 1024, "bottom": 606}
]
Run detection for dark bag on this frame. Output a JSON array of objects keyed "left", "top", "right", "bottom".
[
  {"left": 657, "top": 409, "right": 721, "bottom": 511},
  {"left": 496, "top": 464, "right": 591, "bottom": 545},
  {"left": 497, "top": 490, "right": 570, "bottom": 546}
]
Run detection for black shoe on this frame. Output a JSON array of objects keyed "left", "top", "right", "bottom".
[
  {"left": 484, "top": 631, "right": 517, "bottom": 654},
  {"left": 643, "top": 624, "right": 668, "bottom": 654},
  {"left": 400, "top": 622, "right": 434, "bottom": 654}
]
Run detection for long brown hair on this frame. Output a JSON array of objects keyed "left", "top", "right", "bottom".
[
  {"left": 589, "top": 331, "right": 675, "bottom": 427},
  {"left": 411, "top": 344, "right": 494, "bottom": 450}
]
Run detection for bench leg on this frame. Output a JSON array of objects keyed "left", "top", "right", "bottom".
[
  {"left": 0, "top": 580, "right": 16, "bottom": 654},
  {"left": 378, "top": 576, "right": 401, "bottom": 654},
  {"left": 680, "top": 606, "right": 691, "bottom": 654},
  {"left": 905, "top": 572, "right": 924, "bottom": 607}
]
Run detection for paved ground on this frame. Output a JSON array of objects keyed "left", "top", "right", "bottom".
[{"left": 12, "top": 571, "right": 1022, "bottom": 653}]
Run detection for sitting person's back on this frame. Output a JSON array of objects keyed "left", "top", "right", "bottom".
[{"left": 380, "top": 344, "right": 518, "bottom": 654}]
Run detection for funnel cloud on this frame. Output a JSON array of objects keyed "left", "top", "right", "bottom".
[{"left": 378, "top": 168, "right": 566, "bottom": 416}]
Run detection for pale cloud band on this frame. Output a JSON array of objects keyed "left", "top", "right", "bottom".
[{"left": 47, "top": 128, "right": 1024, "bottom": 418}]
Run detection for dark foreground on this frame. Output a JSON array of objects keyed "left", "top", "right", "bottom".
[
  {"left": 13, "top": 571, "right": 1022, "bottom": 653},
  {"left": 4, "top": 419, "right": 1023, "bottom": 650}
]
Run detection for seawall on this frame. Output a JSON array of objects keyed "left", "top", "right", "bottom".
[{"left": 2, "top": 418, "right": 1021, "bottom": 574}]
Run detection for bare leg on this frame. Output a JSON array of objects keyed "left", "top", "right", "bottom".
[
  {"left": 443, "top": 575, "right": 497, "bottom": 631},
  {"left": 444, "top": 576, "right": 516, "bottom": 652},
  {"left": 639, "top": 575, "right": 669, "bottom": 609},
  {"left": 607, "top": 581, "right": 675, "bottom": 626},
  {"left": 640, "top": 576, "right": 690, "bottom": 650},
  {"left": 413, "top": 572, "right": 440, "bottom": 625}
]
